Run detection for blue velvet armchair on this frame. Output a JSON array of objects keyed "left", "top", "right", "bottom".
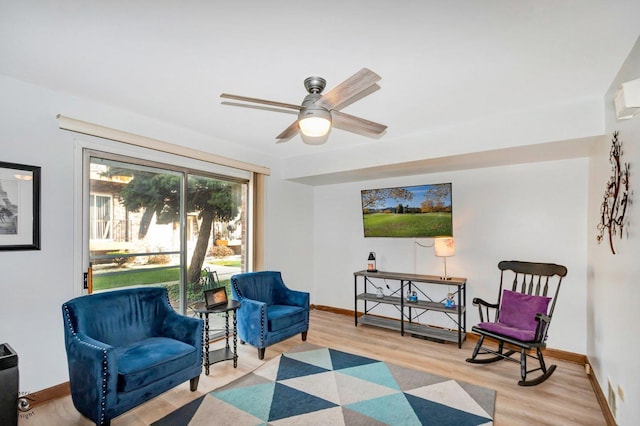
[
  {"left": 231, "top": 271, "right": 309, "bottom": 360},
  {"left": 62, "top": 287, "right": 202, "bottom": 425}
]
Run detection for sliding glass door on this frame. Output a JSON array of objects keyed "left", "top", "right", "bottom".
[{"left": 86, "top": 152, "right": 247, "bottom": 314}]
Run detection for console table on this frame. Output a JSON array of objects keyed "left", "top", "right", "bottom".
[{"left": 354, "top": 270, "right": 467, "bottom": 348}]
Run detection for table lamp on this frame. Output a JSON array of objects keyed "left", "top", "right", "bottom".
[{"left": 434, "top": 237, "right": 455, "bottom": 280}]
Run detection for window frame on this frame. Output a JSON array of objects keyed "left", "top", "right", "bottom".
[{"left": 73, "top": 136, "right": 256, "bottom": 308}]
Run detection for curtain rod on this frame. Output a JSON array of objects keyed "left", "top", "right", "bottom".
[{"left": 56, "top": 114, "right": 270, "bottom": 176}]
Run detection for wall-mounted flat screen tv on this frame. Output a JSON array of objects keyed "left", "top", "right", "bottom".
[{"left": 361, "top": 183, "right": 452, "bottom": 238}]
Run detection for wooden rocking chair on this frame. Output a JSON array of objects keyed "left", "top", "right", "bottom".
[{"left": 466, "top": 260, "right": 568, "bottom": 386}]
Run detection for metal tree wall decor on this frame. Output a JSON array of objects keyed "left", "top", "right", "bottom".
[{"left": 597, "top": 131, "right": 630, "bottom": 254}]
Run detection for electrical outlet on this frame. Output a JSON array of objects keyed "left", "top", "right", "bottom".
[
  {"left": 585, "top": 363, "right": 591, "bottom": 375},
  {"left": 608, "top": 379, "right": 617, "bottom": 419}
]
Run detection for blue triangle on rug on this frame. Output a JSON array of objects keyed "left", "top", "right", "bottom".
[
  {"left": 151, "top": 394, "right": 205, "bottom": 426},
  {"left": 405, "top": 392, "right": 493, "bottom": 425},
  {"left": 269, "top": 382, "right": 337, "bottom": 421},
  {"left": 345, "top": 391, "right": 420, "bottom": 424},
  {"left": 211, "top": 381, "right": 275, "bottom": 420},
  {"left": 340, "top": 360, "right": 401, "bottom": 390},
  {"left": 328, "top": 347, "right": 380, "bottom": 370},
  {"left": 276, "top": 353, "right": 329, "bottom": 380}
]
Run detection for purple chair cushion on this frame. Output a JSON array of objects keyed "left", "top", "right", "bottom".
[
  {"left": 476, "top": 321, "right": 537, "bottom": 341},
  {"left": 499, "top": 289, "right": 551, "bottom": 331}
]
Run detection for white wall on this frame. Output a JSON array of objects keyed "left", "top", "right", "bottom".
[
  {"left": 312, "top": 158, "right": 588, "bottom": 354},
  {"left": 0, "top": 74, "right": 313, "bottom": 394},
  {"left": 587, "top": 37, "right": 640, "bottom": 425},
  {"left": 263, "top": 176, "right": 314, "bottom": 289}
]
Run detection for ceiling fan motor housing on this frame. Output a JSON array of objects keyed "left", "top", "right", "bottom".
[
  {"left": 299, "top": 94, "right": 331, "bottom": 121},
  {"left": 304, "top": 76, "right": 326, "bottom": 94}
]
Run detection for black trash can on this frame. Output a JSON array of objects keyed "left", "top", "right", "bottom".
[{"left": 0, "top": 343, "right": 18, "bottom": 426}]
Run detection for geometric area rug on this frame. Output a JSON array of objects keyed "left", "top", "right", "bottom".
[{"left": 153, "top": 342, "right": 495, "bottom": 425}]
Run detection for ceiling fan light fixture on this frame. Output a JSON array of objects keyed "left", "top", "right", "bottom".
[
  {"left": 299, "top": 116, "right": 331, "bottom": 137},
  {"left": 301, "top": 132, "right": 330, "bottom": 145},
  {"left": 298, "top": 107, "right": 332, "bottom": 137}
]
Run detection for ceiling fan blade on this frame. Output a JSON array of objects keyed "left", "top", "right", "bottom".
[
  {"left": 331, "top": 110, "right": 387, "bottom": 135},
  {"left": 276, "top": 120, "right": 300, "bottom": 142},
  {"left": 316, "top": 68, "right": 381, "bottom": 110},
  {"left": 325, "top": 83, "right": 381, "bottom": 111},
  {"left": 220, "top": 93, "right": 302, "bottom": 111},
  {"left": 220, "top": 101, "right": 298, "bottom": 115},
  {"left": 221, "top": 101, "right": 298, "bottom": 116}
]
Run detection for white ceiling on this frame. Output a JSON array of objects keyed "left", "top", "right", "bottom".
[{"left": 1, "top": 1, "right": 639, "bottom": 171}]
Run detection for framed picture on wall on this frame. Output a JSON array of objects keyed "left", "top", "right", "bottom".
[{"left": 0, "top": 161, "right": 41, "bottom": 250}]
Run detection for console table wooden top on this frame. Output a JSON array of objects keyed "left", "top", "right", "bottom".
[{"left": 353, "top": 270, "right": 466, "bottom": 286}]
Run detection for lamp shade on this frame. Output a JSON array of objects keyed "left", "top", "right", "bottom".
[{"left": 434, "top": 237, "right": 455, "bottom": 257}]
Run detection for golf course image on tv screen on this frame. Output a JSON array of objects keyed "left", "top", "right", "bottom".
[{"left": 361, "top": 183, "right": 452, "bottom": 238}]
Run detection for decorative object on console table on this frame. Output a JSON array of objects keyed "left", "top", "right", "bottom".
[
  {"left": 367, "top": 251, "right": 377, "bottom": 272},
  {"left": 434, "top": 237, "right": 455, "bottom": 280},
  {"left": 374, "top": 285, "right": 384, "bottom": 298},
  {"left": 596, "top": 131, "right": 629, "bottom": 255},
  {"left": 444, "top": 292, "right": 456, "bottom": 308}
]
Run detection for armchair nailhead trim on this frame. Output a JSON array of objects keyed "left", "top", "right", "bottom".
[
  {"left": 232, "top": 279, "right": 266, "bottom": 347},
  {"left": 260, "top": 310, "right": 265, "bottom": 346},
  {"left": 63, "top": 303, "right": 109, "bottom": 425}
]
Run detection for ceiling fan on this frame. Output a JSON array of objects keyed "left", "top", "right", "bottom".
[{"left": 220, "top": 68, "right": 387, "bottom": 144}]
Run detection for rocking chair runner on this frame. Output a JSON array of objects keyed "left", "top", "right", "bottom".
[{"left": 466, "top": 260, "right": 568, "bottom": 386}]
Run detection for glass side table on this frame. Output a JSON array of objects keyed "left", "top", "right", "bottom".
[{"left": 193, "top": 300, "right": 240, "bottom": 375}]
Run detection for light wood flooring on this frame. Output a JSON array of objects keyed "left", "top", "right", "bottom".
[{"left": 22, "top": 310, "right": 605, "bottom": 425}]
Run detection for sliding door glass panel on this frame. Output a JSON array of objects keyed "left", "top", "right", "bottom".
[
  {"left": 185, "top": 173, "right": 246, "bottom": 315},
  {"left": 88, "top": 157, "right": 185, "bottom": 308}
]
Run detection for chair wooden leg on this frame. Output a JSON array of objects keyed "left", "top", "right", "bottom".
[
  {"left": 520, "top": 348, "right": 527, "bottom": 383},
  {"left": 537, "top": 347, "right": 548, "bottom": 373},
  {"left": 190, "top": 376, "right": 200, "bottom": 391},
  {"left": 258, "top": 347, "right": 265, "bottom": 360},
  {"left": 466, "top": 335, "right": 484, "bottom": 362},
  {"left": 302, "top": 331, "right": 308, "bottom": 341}
]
